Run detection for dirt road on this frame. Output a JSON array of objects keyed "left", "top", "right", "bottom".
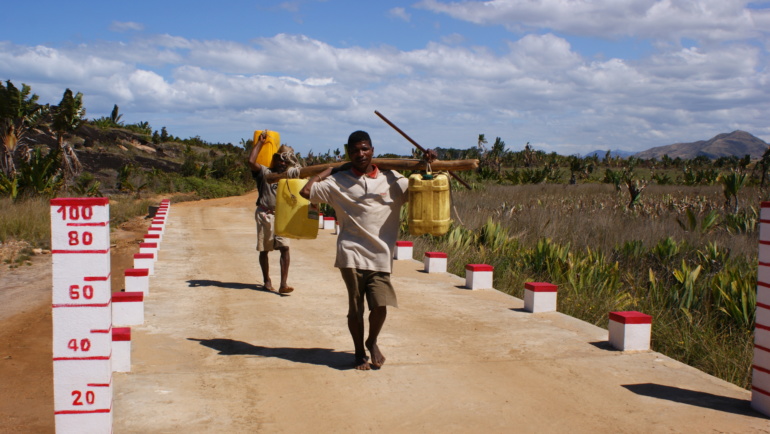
[
  {"left": 112, "top": 192, "right": 767, "bottom": 433},
  {"left": 2, "top": 191, "right": 768, "bottom": 432}
]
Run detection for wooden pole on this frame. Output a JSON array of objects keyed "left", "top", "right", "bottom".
[
  {"left": 374, "top": 110, "right": 473, "bottom": 190},
  {"left": 265, "top": 158, "right": 478, "bottom": 184}
]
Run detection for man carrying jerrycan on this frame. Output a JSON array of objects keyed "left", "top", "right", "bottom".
[
  {"left": 300, "top": 130, "right": 437, "bottom": 370},
  {"left": 247, "top": 130, "right": 300, "bottom": 294}
]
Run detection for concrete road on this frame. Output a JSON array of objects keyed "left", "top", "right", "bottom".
[{"left": 113, "top": 192, "right": 769, "bottom": 433}]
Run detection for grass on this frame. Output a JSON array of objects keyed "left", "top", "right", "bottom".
[{"left": 403, "top": 181, "right": 761, "bottom": 389}]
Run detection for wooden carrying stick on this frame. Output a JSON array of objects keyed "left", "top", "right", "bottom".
[
  {"left": 374, "top": 110, "right": 473, "bottom": 190},
  {"left": 265, "top": 158, "right": 478, "bottom": 184}
]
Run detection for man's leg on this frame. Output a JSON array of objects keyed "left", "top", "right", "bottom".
[
  {"left": 341, "top": 268, "right": 370, "bottom": 370},
  {"left": 259, "top": 251, "right": 273, "bottom": 291},
  {"left": 277, "top": 246, "right": 293, "bottom": 294},
  {"left": 366, "top": 306, "right": 387, "bottom": 368}
]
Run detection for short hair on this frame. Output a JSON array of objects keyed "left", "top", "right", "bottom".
[{"left": 347, "top": 130, "right": 371, "bottom": 148}]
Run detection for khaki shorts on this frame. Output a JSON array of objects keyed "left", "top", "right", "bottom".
[
  {"left": 340, "top": 268, "right": 398, "bottom": 318},
  {"left": 255, "top": 209, "right": 289, "bottom": 252}
]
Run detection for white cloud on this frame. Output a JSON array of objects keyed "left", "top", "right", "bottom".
[
  {"left": 0, "top": 25, "right": 768, "bottom": 154},
  {"left": 110, "top": 21, "right": 144, "bottom": 32},
  {"left": 389, "top": 7, "right": 411, "bottom": 22},
  {"left": 416, "top": 0, "right": 770, "bottom": 43}
]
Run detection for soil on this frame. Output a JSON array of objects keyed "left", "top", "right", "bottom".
[{"left": 0, "top": 214, "right": 151, "bottom": 433}]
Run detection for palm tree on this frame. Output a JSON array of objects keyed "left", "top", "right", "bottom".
[{"left": 0, "top": 80, "right": 49, "bottom": 178}]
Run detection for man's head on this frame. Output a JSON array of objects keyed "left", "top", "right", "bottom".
[
  {"left": 271, "top": 144, "right": 295, "bottom": 173},
  {"left": 346, "top": 130, "right": 374, "bottom": 173}
]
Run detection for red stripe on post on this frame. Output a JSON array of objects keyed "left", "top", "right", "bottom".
[
  {"left": 133, "top": 253, "right": 154, "bottom": 259},
  {"left": 757, "top": 323, "right": 770, "bottom": 332},
  {"left": 753, "top": 385, "right": 770, "bottom": 397},
  {"left": 112, "top": 291, "right": 144, "bottom": 302},
  {"left": 112, "top": 327, "right": 131, "bottom": 341},
  {"left": 524, "top": 282, "right": 558, "bottom": 292},
  {"left": 396, "top": 241, "right": 413, "bottom": 247},
  {"left": 51, "top": 197, "right": 109, "bottom": 206},
  {"left": 55, "top": 409, "right": 112, "bottom": 415},
  {"left": 465, "top": 264, "right": 493, "bottom": 272},
  {"left": 754, "top": 364, "right": 770, "bottom": 375},
  {"left": 125, "top": 268, "right": 150, "bottom": 277},
  {"left": 51, "top": 249, "right": 110, "bottom": 254},
  {"left": 609, "top": 311, "right": 652, "bottom": 324},
  {"left": 66, "top": 222, "right": 107, "bottom": 227},
  {"left": 139, "top": 242, "right": 157, "bottom": 249},
  {"left": 762, "top": 202, "right": 770, "bottom": 208},
  {"left": 324, "top": 217, "right": 335, "bottom": 221},
  {"left": 756, "top": 344, "right": 770, "bottom": 353},
  {"left": 758, "top": 302, "right": 770, "bottom": 311},
  {"left": 52, "top": 301, "right": 111, "bottom": 308},
  {"left": 425, "top": 251, "right": 447, "bottom": 258},
  {"left": 760, "top": 261, "right": 770, "bottom": 267},
  {"left": 84, "top": 274, "right": 110, "bottom": 281}
]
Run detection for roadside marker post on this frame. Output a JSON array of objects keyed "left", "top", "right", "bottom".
[
  {"left": 139, "top": 242, "right": 158, "bottom": 259},
  {"left": 112, "top": 292, "right": 145, "bottom": 326},
  {"left": 133, "top": 253, "right": 155, "bottom": 275},
  {"left": 111, "top": 328, "right": 132, "bottom": 373},
  {"left": 465, "top": 264, "right": 494, "bottom": 290},
  {"left": 524, "top": 282, "right": 558, "bottom": 313},
  {"left": 50, "top": 197, "right": 113, "bottom": 433},
  {"left": 318, "top": 213, "right": 325, "bottom": 229},
  {"left": 125, "top": 268, "right": 150, "bottom": 295},
  {"left": 752, "top": 201, "right": 770, "bottom": 415},
  {"left": 608, "top": 311, "right": 652, "bottom": 351},
  {"left": 323, "top": 216, "right": 335, "bottom": 230},
  {"left": 424, "top": 251, "right": 447, "bottom": 273},
  {"left": 394, "top": 241, "right": 413, "bottom": 260}
]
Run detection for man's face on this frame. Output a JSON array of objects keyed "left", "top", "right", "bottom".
[
  {"left": 271, "top": 154, "right": 288, "bottom": 173},
  {"left": 348, "top": 140, "right": 374, "bottom": 173}
]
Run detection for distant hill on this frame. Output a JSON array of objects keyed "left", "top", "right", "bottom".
[
  {"left": 582, "top": 149, "right": 636, "bottom": 159},
  {"left": 633, "top": 130, "right": 769, "bottom": 160}
]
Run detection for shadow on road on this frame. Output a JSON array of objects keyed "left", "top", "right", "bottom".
[
  {"left": 622, "top": 383, "right": 760, "bottom": 418},
  {"left": 188, "top": 338, "right": 353, "bottom": 370},
  {"left": 187, "top": 279, "right": 286, "bottom": 295}
]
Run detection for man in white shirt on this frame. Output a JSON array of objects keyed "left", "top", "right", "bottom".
[{"left": 301, "top": 130, "right": 435, "bottom": 370}]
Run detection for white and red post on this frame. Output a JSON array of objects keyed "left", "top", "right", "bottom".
[
  {"left": 51, "top": 198, "right": 113, "bottom": 433},
  {"left": 753, "top": 201, "right": 770, "bottom": 415}
]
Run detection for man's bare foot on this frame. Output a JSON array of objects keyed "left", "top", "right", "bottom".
[
  {"left": 366, "top": 341, "right": 385, "bottom": 369},
  {"left": 264, "top": 281, "right": 274, "bottom": 291},
  {"left": 278, "top": 286, "right": 294, "bottom": 294},
  {"left": 355, "top": 355, "right": 371, "bottom": 371}
]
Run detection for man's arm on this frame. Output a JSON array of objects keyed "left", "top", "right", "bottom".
[
  {"left": 247, "top": 130, "right": 267, "bottom": 171},
  {"left": 300, "top": 167, "right": 333, "bottom": 200}
]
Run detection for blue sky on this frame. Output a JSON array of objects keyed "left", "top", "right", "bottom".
[{"left": 2, "top": 0, "right": 769, "bottom": 157}]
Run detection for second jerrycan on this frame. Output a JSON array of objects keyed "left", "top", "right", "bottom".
[
  {"left": 275, "top": 178, "right": 319, "bottom": 239},
  {"left": 408, "top": 172, "right": 451, "bottom": 236}
]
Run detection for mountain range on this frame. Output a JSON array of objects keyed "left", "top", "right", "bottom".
[{"left": 584, "top": 130, "right": 768, "bottom": 160}]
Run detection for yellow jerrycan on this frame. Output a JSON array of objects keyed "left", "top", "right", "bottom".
[
  {"left": 408, "top": 172, "right": 451, "bottom": 236},
  {"left": 275, "top": 178, "right": 319, "bottom": 239},
  {"left": 253, "top": 130, "right": 281, "bottom": 167}
]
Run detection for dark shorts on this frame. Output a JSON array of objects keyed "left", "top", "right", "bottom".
[{"left": 339, "top": 268, "right": 398, "bottom": 317}]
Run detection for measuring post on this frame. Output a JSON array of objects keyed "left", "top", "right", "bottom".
[{"left": 51, "top": 198, "right": 113, "bottom": 433}]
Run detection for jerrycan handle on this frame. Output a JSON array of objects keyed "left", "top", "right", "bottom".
[
  {"left": 421, "top": 162, "right": 434, "bottom": 180},
  {"left": 285, "top": 179, "right": 298, "bottom": 206}
]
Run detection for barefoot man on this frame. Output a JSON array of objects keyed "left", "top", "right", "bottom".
[
  {"left": 301, "top": 130, "right": 436, "bottom": 370},
  {"left": 248, "top": 131, "right": 296, "bottom": 294}
]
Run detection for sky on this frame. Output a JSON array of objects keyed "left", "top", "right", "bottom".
[{"left": 2, "top": 0, "right": 770, "bottom": 157}]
